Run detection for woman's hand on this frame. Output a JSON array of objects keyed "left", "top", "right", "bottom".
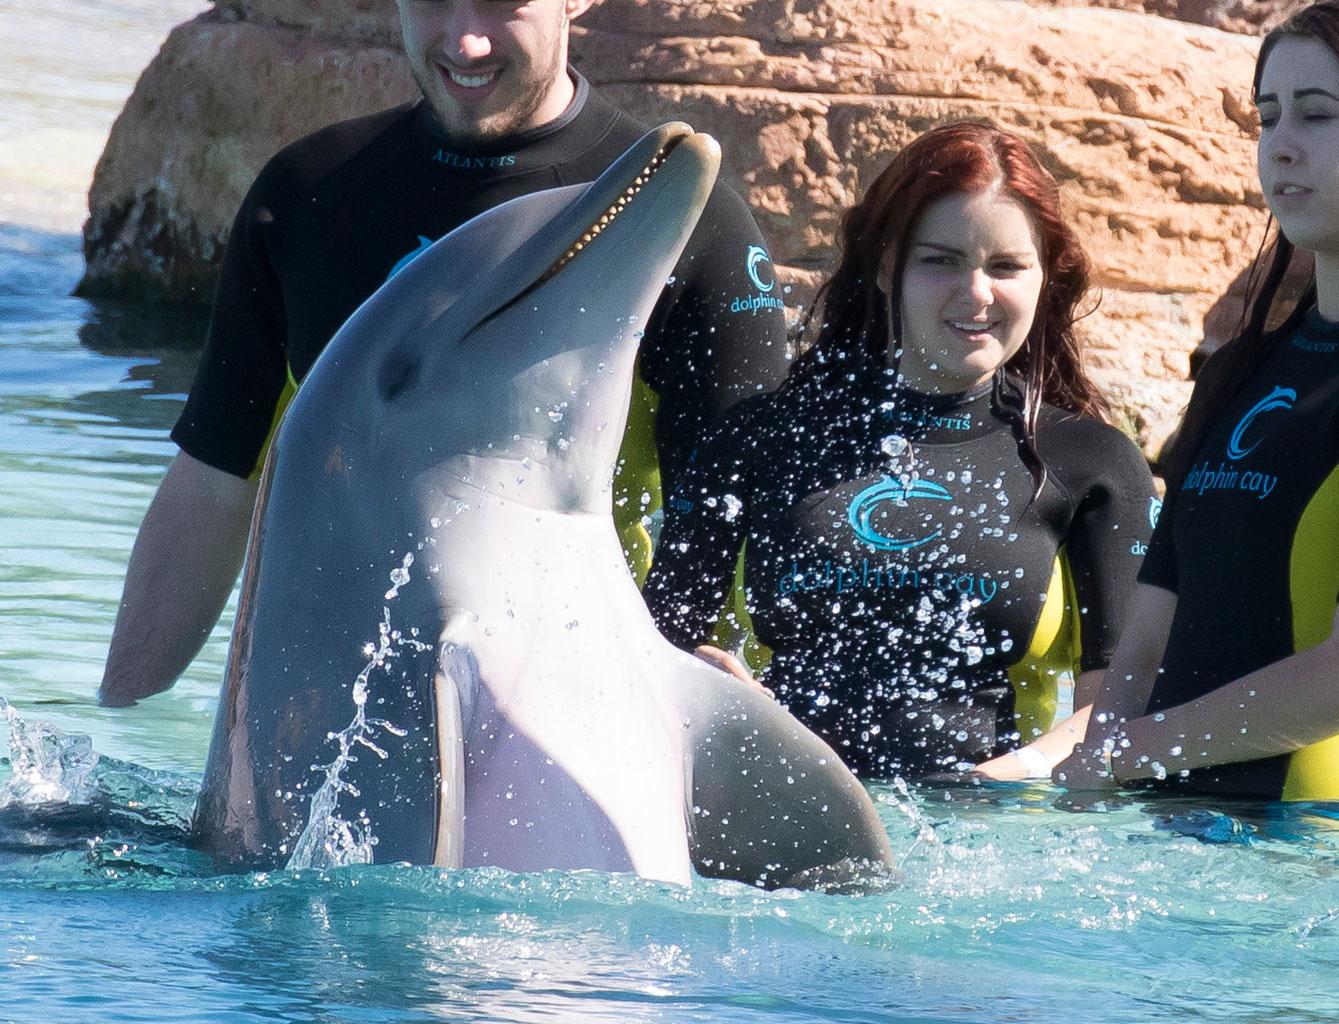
[
  {"left": 974, "top": 751, "right": 1033, "bottom": 781},
  {"left": 974, "top": 702, "right": 1095, "bottom": 781},
  {"left": 1052, "top": 742, "right": 1119, "bottom": 791},
  {"left": 693, "top": 644, "right": 767, "bottom": 692}
]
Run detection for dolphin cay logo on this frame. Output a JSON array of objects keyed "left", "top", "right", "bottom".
[
  {"left": 746, "top": 245, "right": 775, "bottom": 293},
  {"left": 847, "top": 476, "right": 952, "bottom": 552},
  {"left": 388, "top": 235, "right": 435, "bottom": 280},
  {"left": 730, "top": 244, "right": 785, "bottom": 316},
  {"left": 1182, "top": 384, "right": 1294, "bottom": 502},
  {"left": 1131, "top": 495, "right": 1163, "bottom": 555},
  {"left": 1227, "top": 385, "right": 1295, "bottom": 460}
]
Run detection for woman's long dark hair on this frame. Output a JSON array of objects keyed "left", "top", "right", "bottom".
[
  {"left": 1159, "top": 1, "right": 1339, "bottom": 487},
  {"left": 786, "top": 121, "right": 1110, "bottom": 497}
]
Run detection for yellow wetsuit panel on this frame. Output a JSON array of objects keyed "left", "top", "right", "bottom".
[
  {"left": 611, "top": 363, "right": 662, "bottom": 587},
  {"left": 713, "top": 550, "right": 1081, "bottom": 717},
  {"left": 1006, "top": 552, "right": 1081, "bottom": 743},
  {"left": 707, "top": 543, "right": 773, "bottom": 672},
  {"left": 1283, "top": 464, "right": 1339, "bottom": 802},
  {"left": 249, "top": 365, "right": 299, "bottom": 482}
]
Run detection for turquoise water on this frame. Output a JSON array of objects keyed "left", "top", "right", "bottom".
[{"left": 5, "top": 5, "right": 1339, "bottom": 1021}]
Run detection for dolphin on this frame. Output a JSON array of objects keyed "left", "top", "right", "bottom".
[{"left": 193, "top": 123, "right": 893, "bottom": 887}]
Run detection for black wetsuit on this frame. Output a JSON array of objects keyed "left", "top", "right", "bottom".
[
  {"left": 171, "top": 73, "right": 789, "bottom": 576},
  {"left": 1141, "top": 312, "right": 1339, "bottom": 801},
  {"left": 645, "top": 371, "right": 1155, "bottom": 778}
]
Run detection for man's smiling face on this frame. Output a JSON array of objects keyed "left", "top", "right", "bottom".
[{"left": 397, "top": 0, "right": 591, "bottom": 146}]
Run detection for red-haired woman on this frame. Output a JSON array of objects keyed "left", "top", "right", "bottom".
[
  {"left": 644, "top": 122, "right": 1155, "bottom": 780},
  {"left": 1056, "top": 0, "right": 1339, "bottom": 800}
]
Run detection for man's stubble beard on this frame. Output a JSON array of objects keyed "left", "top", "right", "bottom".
[{"left": 413, "top": 47, "right": 564, "bottom": 148}]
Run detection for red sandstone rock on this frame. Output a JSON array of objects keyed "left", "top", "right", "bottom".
[
  {"left": 79, "top": 10, "right": 415, "bottom": 303},
  {"left": 1028, "top": 0, "right": 1309, "bottom": 34}
]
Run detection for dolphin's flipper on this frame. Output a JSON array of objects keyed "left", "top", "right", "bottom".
[
  {"left": 432, "top": 615, "right": 478, "bottom": 869},
  {"left": 682, "top": 659, "right": 894, "bottom": 889}
]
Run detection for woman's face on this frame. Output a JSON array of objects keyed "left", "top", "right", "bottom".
[
  {"left": 886, "top": 189, "right": 1044, "bottom": 394},
  {"left": 1257, "top": 35, "right": 1339, "bottom": 256}
]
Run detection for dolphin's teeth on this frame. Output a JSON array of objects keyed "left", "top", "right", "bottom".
[{"left": 536, "top": 140, "right": 678, "bottom": 282}]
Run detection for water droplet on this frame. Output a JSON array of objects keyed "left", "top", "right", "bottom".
[{"left": 880, "top": 434, "right": 909, "bottom": 458}]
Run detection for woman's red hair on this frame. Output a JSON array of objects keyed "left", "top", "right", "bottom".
[{"left": 788, "top": 122, "right": 1111, "bottom": 462}]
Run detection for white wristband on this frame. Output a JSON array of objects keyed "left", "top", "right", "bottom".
[{"left": 1013, "top": 745, "right": 1052, "bottom": 779}]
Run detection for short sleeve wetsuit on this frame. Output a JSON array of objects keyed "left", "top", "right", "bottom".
[
  {"left": 170, "top": 73, "right": 790, "bottom": 580},
  {"left": 1139, "top": 311, "right": 1339, "bottom": 801},
  {"left": 645, "top": 371, "right": 1156, "bottom": 778}
]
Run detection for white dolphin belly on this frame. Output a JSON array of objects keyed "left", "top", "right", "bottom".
[{"left": 431, "top": 492, "right": 693, "bottom": 884}]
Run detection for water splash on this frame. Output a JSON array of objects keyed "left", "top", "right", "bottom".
[
  {"left": 0, "top": 694, "right": 98, "bottom": 808},
  {"left": 287, "top": 557, "right": 421, "bottom": 871},
  {"left": 879, "top": 775, "right": 943, "bottom": 870}
]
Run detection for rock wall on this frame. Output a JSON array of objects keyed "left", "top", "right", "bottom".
[
  {"left": 80, "top": 0, "right": 1273, "bottom": 455},
  {"left": 1029, "top": 0, "right": 1307, "bottom": 34},
  {"left": 77, "top": 8, "right": 416, "bottom": 304}
]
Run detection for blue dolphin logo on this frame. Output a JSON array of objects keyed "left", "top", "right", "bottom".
[
  {"left": 387, "top": 235, "right": 436, "bottom": 281},
  {"left": 746, "top": 244, "right": 775, "bottom": 294},
  {"left": 847, "top": 476, "right": 952, "bottom": 552},
  {"left": 1148, "top": 496, "right": 1162, "bottom": 530},
  {"left": 1227, "top": 385, "right": 1295, "bottom": 461}
]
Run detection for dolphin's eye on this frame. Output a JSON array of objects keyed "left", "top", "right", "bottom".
[{"left": 379, "top": 351, "right": 419, "bottom": 401}]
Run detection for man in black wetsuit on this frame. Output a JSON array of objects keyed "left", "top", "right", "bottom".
[{"left": 97, "top": 0, "right": 789, "bottom": 706}]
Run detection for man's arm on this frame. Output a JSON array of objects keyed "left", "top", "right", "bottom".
[
  {"left": 101, "top": 154, "right": 291, "bottom": 707},
  {"left": 639, "top": 185, "right": 790, "bottom": 498},
  {"left": 98, "top": 452, "right": 258, "bottom": 706}
]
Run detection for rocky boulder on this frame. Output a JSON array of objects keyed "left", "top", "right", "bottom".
[
  {"left": 1028, "top": 0, "right": 1308, "bottom": 34},
  {"left": 77, "top": 8, "right": 416, "bottom": 304},
  {"left": 80, "top": 0, "right": 1269, "bottom": 455}
]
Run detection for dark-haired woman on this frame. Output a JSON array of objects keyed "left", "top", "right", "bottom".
[
  {"left": 1056, "top": 1, "right": 1339, "bottom": 800},
  {"left": 644, "top": 123, "right": 1155, "bottom": 780}
]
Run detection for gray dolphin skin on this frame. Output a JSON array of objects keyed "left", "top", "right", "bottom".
[{"left": 193, "top": 123, "right": 894, "bottom": 887}]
